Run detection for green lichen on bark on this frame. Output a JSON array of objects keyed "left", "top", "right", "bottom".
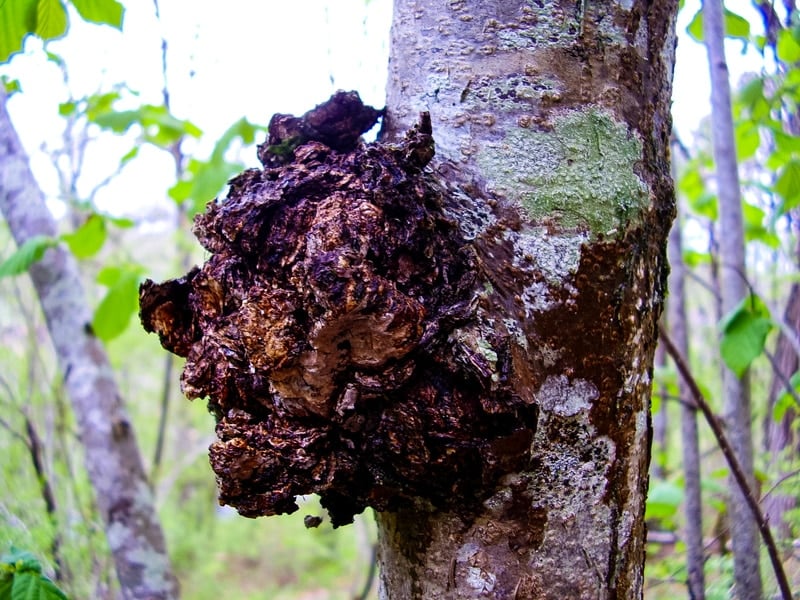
[{"left": 477, "top": 109, "right": 648, "bottom": 236}]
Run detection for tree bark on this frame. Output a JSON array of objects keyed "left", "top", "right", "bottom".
[
  {"left": 378, "top": 1, "right": 677, "bottom": 597},
  {"left": 137, "top": 2, "right": 677, "bottom": 598},
  {"left": 703, "top": 0, "right": 763, "bottom": 597},
  {"left": 0, "top": 89, "right": 180, "bottom": 600},
  {"left": 763, "top": 241, "right": 800, "bottom": 543}
]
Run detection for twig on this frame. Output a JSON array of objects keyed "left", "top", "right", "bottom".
[
  {"left": 354, "top": 543, "right": 377, "bottom": 600},
  {"left": 761, "top": 467, "right": 800, "bottom": 502},
  {"left": 658, "top": 327, "right": 793, "bottom": 600},
  {"left": 764, "top": 347, "right": 800, "bottom": 409},
  {"left": 22, "top": 411, "right": 69, "bottom": 582}
]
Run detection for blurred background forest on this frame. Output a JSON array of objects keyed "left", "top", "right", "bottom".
[{"left": 0, "top": 0, "right": 799, "bottom": 598}]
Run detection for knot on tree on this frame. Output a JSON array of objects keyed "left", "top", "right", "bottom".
[{"left": 140, "top": 92, "right": 536, "bottom": 526}]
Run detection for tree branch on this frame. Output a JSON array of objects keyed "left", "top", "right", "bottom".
[{"left": 658, "top": 327, "right": 792, "bottom": 600}]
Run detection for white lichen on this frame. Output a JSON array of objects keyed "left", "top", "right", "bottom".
[{"left": 536, "top": 375, "right": 598, "bottom": 417}]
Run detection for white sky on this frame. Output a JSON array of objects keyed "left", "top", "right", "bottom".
[{"left": 0, "top": 0, "right": 769, "bottom": 219}]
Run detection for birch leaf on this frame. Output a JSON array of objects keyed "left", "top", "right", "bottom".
[{"left": 719, "top": 295, "right": 773, "bottom": 377}]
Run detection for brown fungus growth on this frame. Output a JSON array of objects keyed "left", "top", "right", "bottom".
[{"left": 140, "top": 91, "right": 537, "bottom": 526}]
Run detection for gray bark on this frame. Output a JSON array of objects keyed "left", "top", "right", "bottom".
[
  {"left": 378, "top": 1, "right": 678, "bottom": 597},
  {"left": 652, "top": 330, "right": 668, "bottom": 480},
  {"left": 0, "top": 89, "right": 180, "bottom": 599},
  {"left": 703, "top": 0, "right": 763, "bottom": 597},
  {"left": 667, "top": 210, "right": 705, "bottom": 599},
  {"left": 763, "top": 239, "right": 800, "bottom": 543}
]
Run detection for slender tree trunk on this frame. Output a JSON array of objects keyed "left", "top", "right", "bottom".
[
  {"left": 666, "top": 209, "right": 705, "bottom": 599},
  {"left": 378, "top": 1, "right": 678, "bottom": 597},
  {"left": 703, "top": 0, "right": 763, "bottom": 597},
  {"left": 0, "top": 89, "right": 180, "bottom": 600},
  {"left": 763, "top": 237, "right": 800, "bottom": 543},
  {"left": 652, "top": 329, "right": 668, "bottom": 480}
]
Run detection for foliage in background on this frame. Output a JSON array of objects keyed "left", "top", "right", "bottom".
[
  {"left": 0, "top": 2, "right": 373, "bottom": 599},
  {"left": 647, "top": 2, "right": 800, "bottom": 597}
]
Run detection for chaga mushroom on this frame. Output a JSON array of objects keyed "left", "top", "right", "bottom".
[{"left": 140, "top": 91, "right": 537, "bottom": 526}]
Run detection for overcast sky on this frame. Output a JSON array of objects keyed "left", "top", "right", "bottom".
[{"left": 0, "top": 0, "right": 766, "bottom": 219}]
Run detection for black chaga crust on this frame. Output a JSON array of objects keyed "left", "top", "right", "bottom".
[{"left": 140, "top": 91, "right": 536, "bottom": 526}]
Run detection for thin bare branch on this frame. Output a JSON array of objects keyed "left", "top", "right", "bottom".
[{"left": 659, "top": 327, "right": 792, "bottom": 600}]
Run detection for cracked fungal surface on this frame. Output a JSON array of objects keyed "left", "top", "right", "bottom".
[{"left": 139, "top": 92, "right": 538, "bottom": 526}]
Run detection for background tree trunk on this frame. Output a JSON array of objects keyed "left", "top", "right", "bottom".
[
  {"left": 666, "top": 207, "right": 706, "bottom": 599},
  {"left": 0, "top": 89, "right": 180, "bottom": 600},
  {"left": 377, "top": 1, "right": 678, "bottom": 597},
  {"left": 763, "top": 246, "right": 800, "bottom": 544},
  {"left": 703, "top": 0, "right": 763, "bottom": 596}
]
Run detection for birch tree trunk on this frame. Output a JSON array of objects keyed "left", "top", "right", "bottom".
[
  {"left": 667, "top": 209, "right": 705, "bottom": 600},
  {"left": 378, "top": 1, "right": 678, "bottom": 597},
  {"left": 0, "top": 89, "right": 180, "bottom": 600},
  {"left": 703, "top": 0, "right": 763, "bottom": 596}
]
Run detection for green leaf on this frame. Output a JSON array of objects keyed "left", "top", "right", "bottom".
[
  {"left": 741, "top": 202, "right": 779, "bottom": 248},
  {"left": 167, "top": 179, "right": 192, "bottom": 204},
  {"left": 91, "top": 109, "right": 140, "bottom": 133},
  {"left": 645, "top": 480, "right": 683, "bottom": 520},
  {"left": 777, "top": 27, "right": 800, "bottom": 64},
  {"left": 0, "top": 573, "right": 11, "bottom": 597},
  {"left": 44, "top": 49, "right": 63, "bottom": 65},
  {"left": 678, "top": 167, "right": 705, "bottom": 201},
  {"left": 10, "top": 570, "right": 68, "bottom": 600},
  {"left": 738, "top": 78, "right": 762, "bottom": 105},
  {"left": 773, "top": 131, "right": 800, "bottom": 154},
  {"left": 0, "top": 0, "right": 38, "bottom": 63},
  {"left": 35, "top": 0, "right": 68, "bottom": 40},
  {"left": 119, "top": 146, "right": 139, "bottom": 166},
  {"left": 60, "top": 214, "right": 107, "bottom": 259},
  {"left": 775, "top": 159, "right": 800, "bottom": 212},
  {"left": 3, "top": 77, "right": 22, "bottom": 95},
  {"left": 773, "top": 371, "right": 800, "bottom": 422},
  {"left": 92, "top": 265, "right": 143, "bottom": 341},
  {"left": 734, "top": 120, "right": 760, "bottom": 160},
  {"left": 58, "top": 101, "right": 76, "bottom": 117},
  {"left": 90, "top": 104, "right": 201, "bottom": 146},
  {"left": 84, "top": 91, "right": 121, "bottom": 120},
  {"left": 0, "top": 236, "right": 58, "bottom": 278},
  {"left": 107, "top": 215, "right": 134, "bottom": 228},
  {"left": 140, "top": 105, "right": 202, "bottom": 140},
  {"left": 719, "top": 294, "right": 773, "bottom": 377},
  {"left": 687, "top": 9, "right": 703, "bottom": 42},
  {"left": 210, "top": 117, "right": 262, "bottom": 162},
  {"left": 689, "top": 193, "right": 718, "bottom": 221},
  {"left": 69, "top": 0, "right": 123, "bottom": 28},
  {"left": 686, "top": 8, "right": 750, "bottom": 42},
  {"left": 683, "top": 249, "right": 711, "bottom": 267},
  {"left": 723, "top": 9, "right": 751, "bottom": 40}
]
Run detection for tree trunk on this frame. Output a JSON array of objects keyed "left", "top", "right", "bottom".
[
  {"left": 763, "top": 242, "right": 800, "bottom": 544},
  {"left": 703, "top": 0, "right": 763, "bottom": 596},
  {"left": 0, "top": 89, "right": 180, "bottom": 600},
  {"left": 378, "top": 1, "right": 677, "bottom": 597},
  {"left": 666, "top": 209, "right": 705, "bottom": 599},
  {"left": 137, "top": 2, "right": 677, "bottom": 598}
]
